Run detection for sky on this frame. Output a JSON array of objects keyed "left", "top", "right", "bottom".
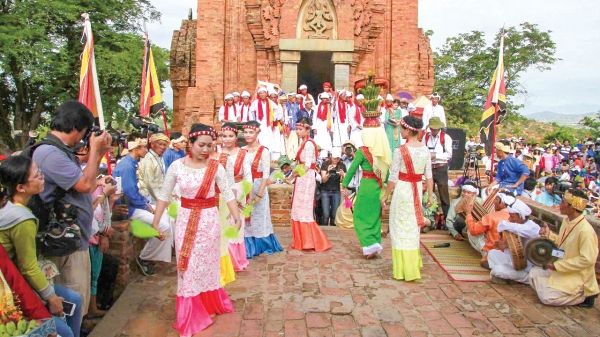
[{"left": 148, "top": 0, "right": 600, "bottom": 115}]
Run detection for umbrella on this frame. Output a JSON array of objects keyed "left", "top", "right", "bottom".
[{"left": 396, "top": 91, "right": 414, "bottom": 100}]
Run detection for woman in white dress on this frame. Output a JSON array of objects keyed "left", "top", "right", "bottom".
[{"left": 381, "top": 116, "right": 434, "bottom": 281}]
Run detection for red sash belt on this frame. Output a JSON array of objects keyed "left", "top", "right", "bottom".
[
  {"left": 252, "top": 172, "right": 264, "bottom": 179},
  {"left": 362, "top": 171, "right": 377, "bottom": 179},
  {"left": 234, "top": 175, "right": 244, "bottom": 183},
  {"left": 398, "top": 172, "right": 422, "bottom": 183},
  {"left": 298, "top": 162, "right": 317, "bottom": 170},
  {"left": 181, "top": 197, "right": 218, "bottom": 210}
]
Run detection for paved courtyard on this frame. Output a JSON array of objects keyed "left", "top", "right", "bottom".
[{"left": 91, "top": 227, "right": 600, "bottom": 337}]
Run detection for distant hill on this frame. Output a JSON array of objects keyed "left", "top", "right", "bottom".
[
  {"left": 525, "top": 111, "right": 588, "bottom": 126},
  {"left": 521, "top": 104, "right": 600, "bottom": 116}
]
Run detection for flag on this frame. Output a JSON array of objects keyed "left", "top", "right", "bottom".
[
  {"left": 78, "top": 13, "right": 105, "bottom": 128},
  {"left": 479, "top": 32, "right": 507, "bottom": 156},
  {"left": 140, "top": 32, "right": 165, "bottom": 117}
]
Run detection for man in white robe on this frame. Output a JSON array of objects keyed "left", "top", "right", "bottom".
[
  {"left": 379, "top": 94, "right": 394, "bottom": 127},
  {"left": 298, "top": 85, "right": 314, "bottom": 110},
  {"left": 317, "top": 82, "right": 334, "bottom": 105},
  {"left": 249, "top": 87, "right": 281, "bottom": 158},
  {"left": 487, "top": 200, "right": 540, "bottom": 284},
  {"left": 269, "top": 88, "right": 284, "bottom": 160},
  {"left": 332, "top": 90, "right": 350, "bottom": 148},
  {"left": 313, "top": 92, "right": 333, "bottom": 158},
  {"left": 232, "top": 91, "right": 241, "bottom": 107},
  {"left": 239, "top": 91, "right": 252, "bottom": 122},
  {"left": 218, "top": 93, "right": 238, "bottom": 123},
  {"left": 422, "top": 92, "right": 446, "bottom": 130}
]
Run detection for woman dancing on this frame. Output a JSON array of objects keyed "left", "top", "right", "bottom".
[
  {"left": 342, "top": 109, "right": 392, "bottom": 259},
  {"left": 219, "top": 123, "right": 251, "bottom": 271},
  {"left": 381, "top": 116, "right": 434, "bottom": 281},
  {"left": 151, "top": 124, "right": 242, "bottom": 336},
  {"left": 290, "top": 117, "right": 332, "bottom": 252},
  {"left": 243, "top": 120, "right": 284, "bottom": 258}
]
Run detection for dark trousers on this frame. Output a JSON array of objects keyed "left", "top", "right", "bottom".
[
  {"left": 321, "top": 190, "right": 341, "bottom": 225},
  {"left": 454, "top": 216, "right": 467, "bottom": 235},
  {"left": 433, "top": 165, "right": 450, "bottom": 217}
]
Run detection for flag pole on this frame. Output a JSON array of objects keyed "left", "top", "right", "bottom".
[{"left": 489, "top": 28, "right": 505, "bottom": 177}]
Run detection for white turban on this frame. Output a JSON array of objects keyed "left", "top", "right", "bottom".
[
  {"left": 296, "top": 94, "right": 304, "bottom": 99},
  {"left": 461, "top": 184, "right": 478, "bottom": 194},
  {"left": 232, "top": 92, "right": 240, "bottom": 97},
  {"left": 356, "top": 94, "right": 364, "bottom": 100},
  {"left": 241, "top": 91, "right": 251, "bottom": 98},
  {"left": 346, "top": 91, "right": 353, "bottom": 97},
  {"left": 225, "top": 94, "right": 234, "bottom": 100},
  {"left": 257, "top": 87, "right": 267, "bottom": 93},
  {"left": 507, "top": 199, "right": 532, "bottom": 219},
  {"left": 299, "top": 85, "right": 308, "bottom": 90},
  {"left": 319, "top": 92, "right": 331, "bottom": 99},
  {"left": 497, "top": 193, "right": 516, "bottom": 206},
  {"left": 268, "top": 88, "right": 277, "bottom": 96},
  {"left": 386, "top": 94, "right": 394, "bottom": 101}
]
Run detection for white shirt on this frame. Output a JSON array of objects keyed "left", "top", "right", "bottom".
[
  {"left": 422, "top": 131, "right": 453, "bottom": 165},
  {"left": 421, "top": 103, "right": 446, "bottom": 130},
  {"left": 238, "top": 103, "right": 252, "bottom": 122},
  {"left": 218, "top": 104, "right": 239, "bottom": 122}
]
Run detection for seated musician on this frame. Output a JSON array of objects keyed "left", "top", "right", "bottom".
[
  {"left": 530, "top": 189, "right": 599, "bottom": 307},
  {"left": 446, "top": 183, "right": 483, "bottom": 246},
  {"left": 462, "top": 192, "right": 513, "bottom": 269},
  {"left": 487, "top": 200, "right": 540, "bottom": 285}
]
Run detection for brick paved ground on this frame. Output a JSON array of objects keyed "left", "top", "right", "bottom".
[{"left": 92, "top": 227, "right": 600, "bottom": 337}]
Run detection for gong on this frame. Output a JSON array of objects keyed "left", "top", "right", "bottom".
[{"left": 525, "top": 238, "right": 558, "bottom": 267}]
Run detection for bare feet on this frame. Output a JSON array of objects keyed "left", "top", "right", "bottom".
[
  {"left": 366, "top": 252, "right": 377, "bottom": 260},
  {"left": 86, "top": 308, "right": 107, "bottom": 318}
]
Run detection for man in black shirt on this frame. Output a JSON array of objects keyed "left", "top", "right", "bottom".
[{"left": 319, "top": 148, "right": 346, "bottom": 225}]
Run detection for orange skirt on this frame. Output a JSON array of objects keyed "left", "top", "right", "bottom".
[{"left": 290, "top": 220, "right": 332, "bottom": 252}]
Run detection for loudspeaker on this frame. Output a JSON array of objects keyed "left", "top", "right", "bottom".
[{"left": 445, "top": 128, "right": 466, "bottom": 170}]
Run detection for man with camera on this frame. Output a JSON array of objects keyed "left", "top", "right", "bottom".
[
  {"left": 341, "top": 140, "right": 360, "bottom": 194},
  {"left": 422, "top": 117, "right": 453, "bottom": 219},
  {"left": 320, "top": 148, "right": 346, "bottom": 226},
  {"left": 32, "top": 101, "right": 113, "bottom": 317}
]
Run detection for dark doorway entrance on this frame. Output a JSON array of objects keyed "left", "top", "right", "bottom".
[{"left": 297, "top": 52, "right": 334, "bottom": 101}]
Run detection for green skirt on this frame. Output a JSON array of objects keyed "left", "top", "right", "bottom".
[
  {"left": 392, "top": 249, "right": 423, "bottom": 281},
  {"left": 353, "top": 178, "right": 382, "bottom": 248}
]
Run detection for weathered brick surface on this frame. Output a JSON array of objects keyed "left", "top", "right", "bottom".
[{"left": 170, "top": 0, "right": 434, "bottom": 133}]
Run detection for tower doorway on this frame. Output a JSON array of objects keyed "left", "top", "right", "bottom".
[{"left": 297, "top": 52, "right": 334, "bottom": 100}]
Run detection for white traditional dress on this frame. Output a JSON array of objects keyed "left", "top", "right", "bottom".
[
  {"left": 158, "top": 158, "right": 235, "bottom": 336},
  {"left": 249, "top": 98, "right": 280, "bottom": 156},
  {"left": 312, "top": 102, "right": 333, "bottom": 157},
  {"left": 389, "top": 144, "right": 432, "bottom": 281},
  {"left": 332, "top": 98, "right": 350, "bottom": 147},
  {"left": 243, "top": 145, "right": 284, "bottom": 258},
  {"left": 421, "top": 103, "right": 446, "bottom": 130},
  {"left": 350, "top": 102, "right": 365, "bottom": 147},
  {"left": 216, "top": 154, "right": 236, "bottom": 286},
  {"left": 238, "top": 102, "right": 252, "bottom": 122}
]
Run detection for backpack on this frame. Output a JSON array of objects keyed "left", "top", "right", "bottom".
[
  {"left": 425, "top": 132, "right": 447, "bottom": 153},
  {"left": 21, "top": 135, "right": 82, "bottom": 257}
]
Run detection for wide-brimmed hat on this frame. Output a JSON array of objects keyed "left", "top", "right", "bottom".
[
  {"left": 495, "top": 142, "right": 511, "bottom": 153},
  {"left": 278, "top": 155, "right": 292, "bottom": 168},
  {"left": 343, "top": 139, "right": 356, "bottom": 148},
  {"left": 428, "top": 117, "right": 446, "bottom": 130}
]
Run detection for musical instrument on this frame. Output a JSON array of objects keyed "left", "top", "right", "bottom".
[
  {"left": 472, "top": 188, "right": 499, "bottom": 222},
  {"left": 504, "top": 232, "right": 527, "bottom": 271},
  {"left": 525, "top": 238, "right": 558, "bottom": 268}
]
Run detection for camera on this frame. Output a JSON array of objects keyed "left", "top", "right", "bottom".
[
  {"left": 329, "top": 169, "right": 338, "bottom": 176},
  {"left": 84, "top": 126, "right": 127, "bottom": 148},
  {"left": 344, "top": 146, "right": 353, "bottom": 154},
  {"left": 130, "top": 116, "right": 159, "bottom": 137}
]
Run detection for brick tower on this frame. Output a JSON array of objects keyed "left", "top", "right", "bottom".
[{"left": 170, "top": 0, "right": 434, "bottom": 132}]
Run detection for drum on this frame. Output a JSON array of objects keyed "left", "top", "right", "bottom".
[{"left": 505, "top": 232, "right": 527, "bottom": 271}]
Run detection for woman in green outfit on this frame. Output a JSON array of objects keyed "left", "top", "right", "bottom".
[
  {"left": 385, "top": 99, "right": 406, "bottom": 152},
  {"left": 342, "top": 110, "right": 392, "bottom": 259}
]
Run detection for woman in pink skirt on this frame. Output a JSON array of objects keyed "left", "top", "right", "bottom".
[{"left": 152, "top": 123, "right": 242, "bottom": 336}]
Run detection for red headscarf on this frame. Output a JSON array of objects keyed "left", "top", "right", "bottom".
[{"left": 337, "top": 94, "right": 347, "bottom": 123}]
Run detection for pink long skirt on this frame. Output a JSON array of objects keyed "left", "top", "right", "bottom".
[{"left": 174, "top": 288, "right": 234, "bottom": 336}]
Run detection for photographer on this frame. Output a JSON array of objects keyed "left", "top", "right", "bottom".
[
  {"left": 341, "top": 140, "right": 360, "bottom": 194},
  {"left": 32, "top": 100, "right": 112, "bottom": 318},
  {"left": 535, "top": 177, "right": 562, "bottom": 207},
  {"left": 320, "top": 148, "right": 346, "bottom": 226}
]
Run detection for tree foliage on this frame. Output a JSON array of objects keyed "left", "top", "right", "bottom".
[
  {"left": 579, "top": 112, "right": 600, "bottom": 139},
  {"left": 0, "top": 0, "right": 169, "bottom": 152},
  {"left": 433, "top": 23, "right": 560, "bottom": 134}
]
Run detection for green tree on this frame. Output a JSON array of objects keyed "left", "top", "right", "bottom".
[
  {"left": 579, "top": 112, "right": 600, "bottom": 139},
  {"left": 0, "top": 0, "right": 169, "bottom": 152},
  {"left": 433, "top": 23, "right": 559, "bottom": 130}
]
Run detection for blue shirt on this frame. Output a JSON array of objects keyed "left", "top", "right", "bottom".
[
  {"left": 286, "top": 102, "right": 300, "bottom": 130},
  {"left": 113, "top": 154, "right": 149, "bottom": 217},
  {"left": 495, "top": 155, "right": 530, "bottom": 195},
  {"left": 535, "top": 188, "right": 561, "bottom": 207},
  {"left": 163, "top": 148, "right": 185, "bottom": 172}
]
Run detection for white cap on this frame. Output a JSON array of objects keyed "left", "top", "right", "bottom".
[
  {"left": 331, "top": 147, "right": 342, "bottom": 158},
  {"left": 299, "top": 85, "right": 308, "bottom": 90},
  {"left": 498, "top": 193, "right": 516, "bottom": 206},
  {"left": 346, "top": 91, "right": 353, "bottom": 96},
  {"left": 232, "top": 92, "right": 240, "bottom": 96},
  {"left": 386, "top": 94, "right": 394, "bottom": 101},
  {"left": 305, "top": 98, "right": 314, "bottom": 104},
  {"left": 356, "top": 94, "right": 364, "bottom": 100},
  {"left": 319, "top": 92, "right": 331, "bottom": 99},
  {"left": 572, "top": 147, "right": 580, "bottom": 152},
  {"left": 296, "top": 94, "right": 304, "bottom": 99},
  {"left": 241, "top": 91, "right": 251, "bottom": 98},
  {"left": 507, "top": 199, "right": 532, "bottom": 219},
  {"left": 257, "top": 87, "right": 268, "bottom": 93},
  {"left": 225, "top": 94, "right": 234, "bottom": 100},
  {"left": 461, "top": 184, "right": 479, "bottom": 194},
  {"left": 287, "top": 92, "right": 295, "bottom": 97},
  {"left": 268, "top": 88, "right": 278, "bottom": 96},
  {"left": 377, "top": 95, "right": 383, "bottom": 100}
]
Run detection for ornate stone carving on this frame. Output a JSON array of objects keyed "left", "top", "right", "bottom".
[
  {"left": 262, "top": 0, "right": 285, "bottom": 40},
  {"left": 351, "top": 0, "right": 371, "bottom": 36},
  {"left": 302, "top": 0, "right": 334, "bottom": 39}
]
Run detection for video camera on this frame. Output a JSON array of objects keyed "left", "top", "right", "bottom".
[{"left": 129, "top": 116, "right": 159, "bottom": 137}]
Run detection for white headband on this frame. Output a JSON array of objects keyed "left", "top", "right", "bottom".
[{"left": 461, "top": 185, "right": 478, "bottom": 194}]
